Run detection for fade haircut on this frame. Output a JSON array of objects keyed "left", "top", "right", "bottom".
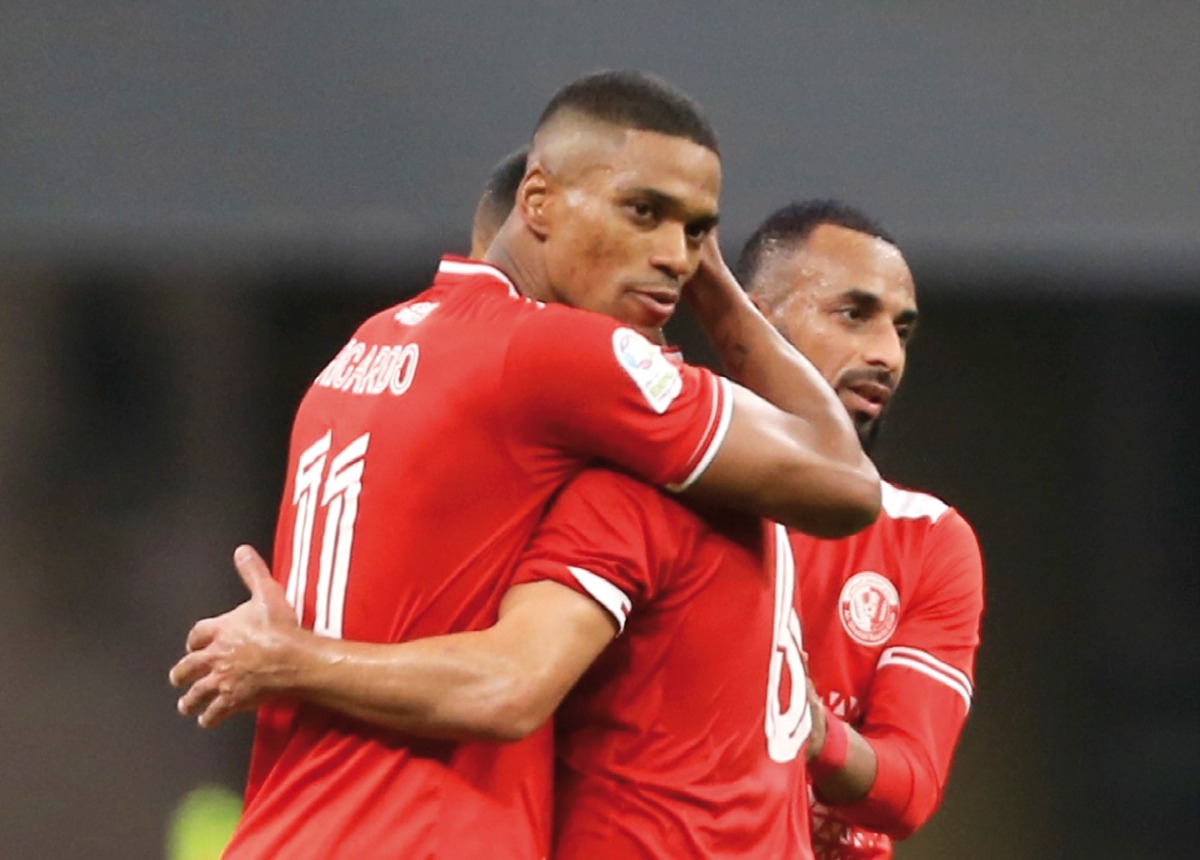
[
  {"left": 735, "top": 199, "right": 896, "bottom": 286},
  {"left": 471, "top": 146, "right": 528, "bottom": 253},
  {"left": 535, "top": 70, "right": 719, "bottom": 155}
]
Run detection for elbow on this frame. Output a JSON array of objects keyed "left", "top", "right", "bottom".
[
  {"left": 825, "top": 472, "right": 882, "bottom": 538},
  {"left": 898, "top": 775, "right": 943, "bottom": 838},
  {"left": 781, "top": 466, "right": 881, "bottom": 539},
  {"left": 882, "top": 787, "right": 941, "bottom": 841},
  {"left": 866, "top": 749, "right": 945, "bottom": 841}
]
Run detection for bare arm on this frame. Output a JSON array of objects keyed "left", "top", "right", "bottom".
[
  {"left": 805, "top": 685, "right": 879, "bottom": 804},
  {"left": 170, "top": 546, "right": 616, "bottom": 741},
  {"left": 683, "top": 237, "right": 880, "bottom": 537}
]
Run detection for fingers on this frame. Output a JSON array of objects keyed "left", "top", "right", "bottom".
[
  {"left": 233, "top": 544, "right": 273, "bottom": 598},
  {"left": 176, "top": 672, "right": 246, "bottom": 729},
  {"left": 177, "top": 673, "right": 220, "bottom": 719},
  {"left": 186, "top": 618, "right": 217, "bottom": 653},
  {"left": 198, "top": 693, "right": 238, "bottom": 729},
  {"left": 169, "top": 649, "right": 211, "bottom": 688}
]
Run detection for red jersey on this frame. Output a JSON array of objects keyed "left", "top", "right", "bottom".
[
  {"left": 224, "top": 258, "right": 732, "bottom": 860},
  {"left": 793, "top": 480, "right": 984, "bottom": 860},
  {"left": 513, "top": 469, "right": 815, "bottom": 860}
]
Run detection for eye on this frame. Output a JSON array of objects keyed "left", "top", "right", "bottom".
[
  {"left": 684, "top": 221, "right": 711, "bottom": 243},
  {"left": 626, "top": 201, "right": 657, "bottom": 223},
  {"left": 896, "top": 323, "right": 916, "bottom": 344},
  {"left": 837, "top": 307, "right": 866, "bottom": 323}
]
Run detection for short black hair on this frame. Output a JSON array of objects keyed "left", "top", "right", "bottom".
[
  {"left": 536, "top": 70, "right": 719, "bottom": 155},
  {"left": 476, "top": 147, "right": 527, "bottom": 234},
  {"left": 735, "top": 199, "right": 896, "bottom": 285}
]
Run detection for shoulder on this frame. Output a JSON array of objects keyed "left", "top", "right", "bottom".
[
  {"left": 880, "top": 481, "right": 952, "bottom": 524},
  {"left": 881, "top": 481, "right": 978, "bottom": 542},
  {"left": 877, "top": 482, "right": 983, "bottom": 606},
  {"left": 507, "top": 311, "right": 700, "bottom": 410}
]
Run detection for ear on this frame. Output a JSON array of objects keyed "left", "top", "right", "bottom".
[{"left": 518, "top": 165, "right": 554, "bottom": 239}]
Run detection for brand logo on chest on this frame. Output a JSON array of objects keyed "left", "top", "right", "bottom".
[{"left": 838, "top": 571, "right": 900, "bottom": 646}]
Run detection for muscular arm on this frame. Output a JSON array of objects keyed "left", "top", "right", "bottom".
[
  {"left": 171, "top": 547, "right": 616, "bottom": 741},
  {"left": 683, "top": 239, "right": 879, "bottom": 538}
]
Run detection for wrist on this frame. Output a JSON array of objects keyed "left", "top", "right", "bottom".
[
  {"left": 269, "top": 624, "right": 318, "bottom": 696},
  {"left": 687, "top": 267, "right": 746, "bottom": 324},
  {"left": 810, "top": 704, "right": 850, "bottom": 779}
]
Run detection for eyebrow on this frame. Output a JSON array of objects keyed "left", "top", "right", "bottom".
[
  {"left": 840, "top": 288, "right": 920, "bottom": 325},
  {"left": 623, "top": 186, "right": 719, "bottom": 231}
]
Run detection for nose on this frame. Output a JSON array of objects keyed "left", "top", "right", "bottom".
[
  {"left": 648, "top": 223, "right": 691, "bottom": 281},
  {"left": 863, "top": 321, "right": 905, "bottom": 378}
]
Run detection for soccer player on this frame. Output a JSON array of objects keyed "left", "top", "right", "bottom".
[
  {"left": 469, "top": 146, "right": 527, "bottom": 259},
  {"left": 172, "top": 72, "right": 878, "bottom": 859},
  {"left": 175, "top": 248, "right": 823, "bottom": 859},
  {"left": 737, "top": 200, "right": 985, "bottom": 859}
]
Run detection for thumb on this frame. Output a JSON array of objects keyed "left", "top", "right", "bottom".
[{"left": 233, "top": 544, "right": 273, "bottom": 598}]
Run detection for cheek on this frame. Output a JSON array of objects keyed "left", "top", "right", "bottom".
[
  {"left": 573, "top": 224, "right": 637, "bottom": 290},
  {"left": 791, "top": 325, "right": 844, "bottom": 382},
  {"left": 547, "top": 229, "right": 621, "bottom": 307}
]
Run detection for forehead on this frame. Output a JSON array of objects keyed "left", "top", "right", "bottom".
[
  {"left": 763, "top": 224, "right": 916, "bottom": 311},
  {"left": 594, "top": 128, "right": 721, "bottom": 212}
]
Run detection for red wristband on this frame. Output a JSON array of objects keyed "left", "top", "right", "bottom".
[{"left": 810, "top": 704, "right": 850, "bottom": 779}]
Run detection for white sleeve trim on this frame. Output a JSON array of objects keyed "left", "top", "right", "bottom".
[
  {"left": 877, "top": 645, "right": 974, "bottom": 711},
  {"left": 667, "top": 376, "right": 733, "bottom": 492},
  {"left": 567, "top": 566, "right": 632, "bottom": 634},
  {"left": 880, "top": 481, "right": 950, "bottom": 522}
]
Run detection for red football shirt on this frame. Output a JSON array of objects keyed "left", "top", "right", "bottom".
[
  {"left": 223, "top": 258, "right": 732, "bottom": 860},
  {"left": 513, "top": 469, "right": 815, "bottom": 860},
  {"left": 793, "top": 481, "right": 984, "bottom": 859}
]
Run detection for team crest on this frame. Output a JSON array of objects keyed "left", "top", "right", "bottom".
[
  {"left": 611, "top": 328, "right": 682, "bottom": 414},
  {"left": 838, "top": 572, "right": 900, "bottom": 646}
]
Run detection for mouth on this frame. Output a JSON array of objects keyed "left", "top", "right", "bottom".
[
  {"left": 628, "top": 286, "right": 680, "bottom": 326},
  {"left": 841, "top": 380, "right": 892, "bottom": 420}
]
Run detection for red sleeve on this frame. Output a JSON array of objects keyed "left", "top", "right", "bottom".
[
  {"left": 511, "top": 469, "right": 685, "bottom": 632},
  {"left": 501, "top": 307, "right": 731, "bottom": 489},
  {"left": 835, "top": 510, "right": 985, "bottom": 838}
]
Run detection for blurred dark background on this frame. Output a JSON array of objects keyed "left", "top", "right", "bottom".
[{"left": 2, "top": 3, "right": 1197, "bottom": 858}]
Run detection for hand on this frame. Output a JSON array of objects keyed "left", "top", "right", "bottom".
[
  {"left": 169, "top": 545, "right": 299, "bottom": 728},
  {"left": 682, "top": 231, "right": 736, "bottom": 309}
]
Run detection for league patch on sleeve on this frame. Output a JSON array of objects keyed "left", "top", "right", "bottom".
[{"left": 611, "top": 328, "right": 683, "bottom": 414}]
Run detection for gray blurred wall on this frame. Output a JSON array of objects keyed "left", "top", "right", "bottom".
[{"left": 3, "top": 1, "right": 1197, "bottom": 284}]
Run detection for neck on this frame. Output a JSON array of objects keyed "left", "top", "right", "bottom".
[{"left": 484, "top": 220, "right": 555, "bottom": 303}]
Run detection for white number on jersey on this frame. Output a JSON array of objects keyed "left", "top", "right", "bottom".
[
  {"left": 765, "top": 522, "right": 812, "bottom": 762},
  {"left": 285, "top": 431, "right": 370, "bottom": 639}
]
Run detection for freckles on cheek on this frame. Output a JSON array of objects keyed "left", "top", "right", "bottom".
[{"left": 578, "top": 227, "right": 629, "bottom": 274}]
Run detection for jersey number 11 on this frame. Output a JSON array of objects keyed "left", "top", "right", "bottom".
[{"left": 285, "top": 430, "right": 371, "bottom": 639}]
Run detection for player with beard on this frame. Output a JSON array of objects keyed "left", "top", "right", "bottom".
[
  {"left": 170, "top": 74, "right": 878, "bottom": 860},
  {"left": 738, "top": 200, "right": 985, "bottom": 859}
]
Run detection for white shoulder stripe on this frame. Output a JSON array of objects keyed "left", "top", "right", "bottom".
[
  {"left": 437, "top": 259, "right": 518, "bottom": 296},
  {"left": 878, "top": 646, "right": 973, "bottom": 711},
  {"left": 881, "top": 482, "right": 950, "bottom": 522},
  {"left": 567, "top": 566, "right": 632, "bottom": 634},
  {"left": 668, "top": 376, "right": 732, "bottom": 492}
]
